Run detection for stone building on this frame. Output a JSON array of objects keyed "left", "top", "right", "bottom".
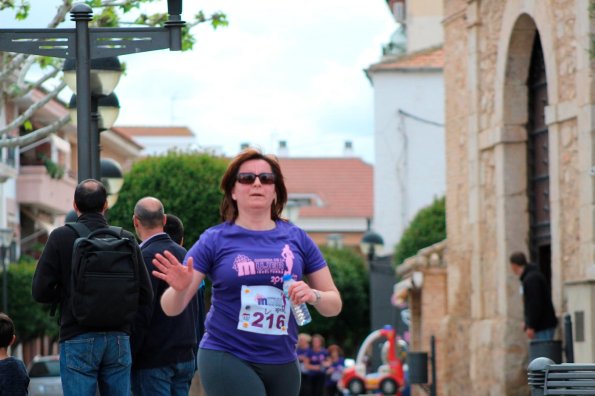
[{"left": 423, "top": 0, "right": 595, "bottom": 394}]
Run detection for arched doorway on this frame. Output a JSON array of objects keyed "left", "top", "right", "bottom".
[{"left": 526, "top": 33, "right": 552, "bottom": 285}]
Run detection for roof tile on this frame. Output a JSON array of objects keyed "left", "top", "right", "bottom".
[
  {"left": 368, "top": 46, "right": 444, "bottom": 72},
  {"left": 279, "top": 157, "right": 373, "bottom": 218}
]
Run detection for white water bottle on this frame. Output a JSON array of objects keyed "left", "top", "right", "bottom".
[{"left": 283, "top": 274, "right": 312, "bottom": 326}]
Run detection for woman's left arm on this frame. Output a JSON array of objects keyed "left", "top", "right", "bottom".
[{"left": 287, "top": 266, "right": 342, "bottom": 317}]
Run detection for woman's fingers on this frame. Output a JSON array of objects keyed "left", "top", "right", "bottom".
[
  {"left": 163, "top": 250, "right": 181, "bottom": 265},
  {"left": 289, "top": 281, "right": 312, "bottom": 304},
  {"left": 186, "top": 256, "right": 194, "bottom": 272},
  {"left": 152, "top": 269, "right": 167, "bottom": 281},
  {"left": 151, "top": 251, "right": 195, "bottom": 292}
]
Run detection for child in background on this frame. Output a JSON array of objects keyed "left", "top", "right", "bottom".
[{"left": 0, "top": 313, "right": 29, "bottom": 395}]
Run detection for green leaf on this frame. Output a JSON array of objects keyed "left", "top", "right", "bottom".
[
  {"left": 14, "top": 3, "right": 29, "bottom": 20},
  {"left": 394, "top": 196, "right": 446, "bottom": 266},
  {"left": 211, "top": 13, "right": 229, "bottom": 29}
]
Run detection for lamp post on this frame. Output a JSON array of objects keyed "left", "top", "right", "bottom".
[
  {"left": 0, "top": 1, "right": 185, "bottom": 181},
  {"left": 67, "top": 89, "right": 121, "bottom": 179},
  {"left": 360, "top": 229, "right": 384, "bottom": 262},
  {"left": 0, "top": 227, "right": 13, "bottom": 314},
  {"left": 360, "top": 228, "right": 385, "bottom": 367}
]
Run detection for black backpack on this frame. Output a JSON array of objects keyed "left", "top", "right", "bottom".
[{"left": 66, "top": 222, "right": 140, "bottom": 328}]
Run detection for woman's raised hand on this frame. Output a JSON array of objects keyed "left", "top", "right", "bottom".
[{"left": 152, "top": 250, "right": 194, "bottom": 291}]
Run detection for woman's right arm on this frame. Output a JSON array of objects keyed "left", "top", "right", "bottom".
[{"left": 152, "top": 250, "right": 206, "bottom": 316}]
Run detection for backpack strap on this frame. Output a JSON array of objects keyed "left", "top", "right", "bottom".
[
  {"left": 108, "top": 226, "right": 124, "bottom": 237},
  {"left": 65, "top": 222, "right": 91, "bottom": 238},
  {"left": 50, "top": 222, "right": 92, "bottom": 318}
]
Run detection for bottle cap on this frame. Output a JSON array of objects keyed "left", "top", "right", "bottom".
[{"left": 283, "top": 274, "right": 292, "bottom": 281}]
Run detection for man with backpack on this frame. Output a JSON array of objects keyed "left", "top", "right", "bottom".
[
  {"left": 32, "top": 179, "right": 153, "bottom": 396},
  {"left": 130, "top": 197, "right": 203, "bottom": 395}
]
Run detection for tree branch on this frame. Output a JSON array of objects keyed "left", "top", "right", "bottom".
[
  {"left": 47, "top": 0, "right": 73, "bottom": 29},
  {"left": 0, "top": 116, "right": 70, "bottom": 148},
  {"left": 0, "top": 53, "right": 26, "bottom": 82},
  {"left": 17, "top": 55, "right": 37, "bottom": 87},
  {"left": 18, "top": 66, "right": 62, "bottom": 98},
  {"left": 0, "top": 81, "right": 67, "bottom": 137}
]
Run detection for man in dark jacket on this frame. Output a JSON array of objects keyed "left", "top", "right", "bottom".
[
  {"left": 131, "top": 197, "right": 202, "bottom": 395},
  {"left": 32, "top": 179, "right": 153, "bottom": 396},
  {"left": 509, "top": 251, "right": 558, "bottom": 340}
]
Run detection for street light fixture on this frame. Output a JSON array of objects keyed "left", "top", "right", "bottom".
[
  {"left": 0, "top": 227, "right": 14, "bottom": 314},
  {"left": 360, "top": 229, "right": 384, "bottom": 261},
  {"left": 63, "top": 56, "right": 122, "bottom": 96},
  {"left": 100, "top": 158, "right": 124, "bottom": 208},
  {"left": 68, "top": 93, "right": 121, "bottom": 131},
  {"left": 0, "top": 0, "right": 185, "bottom": 181}
]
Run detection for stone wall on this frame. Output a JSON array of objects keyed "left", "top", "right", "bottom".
[{"left": 441, "top": 0, "right": 592, "bottom": 394}]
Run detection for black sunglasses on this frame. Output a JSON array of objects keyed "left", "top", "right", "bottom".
[{"left": 236, "top": 172, "right": 276, "bottom": 185}]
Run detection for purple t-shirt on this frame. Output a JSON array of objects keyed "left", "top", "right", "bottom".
[{"left": 187, "top": 220, "right": 327, "bottom": 364}]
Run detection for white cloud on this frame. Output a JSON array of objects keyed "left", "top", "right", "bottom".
[{"left": 1, "top": 0, "right": 396, "bottom": 163}]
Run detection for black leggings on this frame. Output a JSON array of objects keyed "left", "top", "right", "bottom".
[{"left": 197, "top": 349, "right": 301, "bottom": 396}]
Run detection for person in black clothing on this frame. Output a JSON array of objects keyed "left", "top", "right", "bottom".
[
  {"left": 0, "top": 313, "right": 29, "bottom": 396},
  {"left": 131, "top": 197, "right": 202, "bottom": 395},
  {"left": 32, "top": 179, "right": 153, "bottom": 396},
  {"left": 509, "top": 251, "right": 558, "bottom": 340},
  {"left": 164, "top": 214, "right": 185, "bottom": 246}
]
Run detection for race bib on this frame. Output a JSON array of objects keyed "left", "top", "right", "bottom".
[{"left": 237, "top": 285, "right": 291, "bottom": 335}]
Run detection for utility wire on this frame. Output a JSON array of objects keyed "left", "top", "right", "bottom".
[{"left": 397, "top": 109, "right": 444, "bottom": 128}]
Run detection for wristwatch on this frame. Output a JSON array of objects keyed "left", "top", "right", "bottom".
[{"left": 311, "top": 289, "right": 322, "bottom": 305}]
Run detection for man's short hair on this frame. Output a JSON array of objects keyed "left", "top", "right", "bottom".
[
  {"left": 164, "top": 214, "right": 184, "bottom": 245},
  {"left": 74, "top": 179, "right": 107, "bottom": 214},
  {"left": 0, "top": 313, "right": 15, "bottom": 348},
  {"left": 510, "top": 251, "right": 528, "bottom": 266},
  {"left": 134, "top": 198, "right": 164, "bottom": 229}
]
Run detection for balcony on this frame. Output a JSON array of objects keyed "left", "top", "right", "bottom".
[
  {"left": 17, "top": 134, "right": 75, "bottom": 214},
  {"left": 17, "top": 166, "right": 77, "bottom": 214},
  {"left": 0, "top": 162, "right": 18, "bottom": 183},
  {"left": 0, "top": 144, "right": 18, "bottom": 182}
]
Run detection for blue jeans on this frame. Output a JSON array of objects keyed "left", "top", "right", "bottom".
[
  {"left": 535, "top": 327, "right": 556, "bottom": 340},
  {"left": 131, "top": 359, "right": 196, "bottom": 396},
  {"left": 60, "top": 332, "right": 131, "bottom": 396}
]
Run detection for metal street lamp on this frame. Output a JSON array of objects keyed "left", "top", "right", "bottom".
[
  {"left": 100, "top": 158, "right": 124, "bottom": 208},
  {"left": 0, "top": 1, "right": 185, "bottom": 181},
  {"left": 68, "top": 91, "right": 121, "bottom": 178},
  {"left": 360, "top": 229, "right": 384, "bottom": 261},
  {"left": 68, "top": 93, "right": 121, "bottom": 131},
  {"left": 0, "top": 227, "right": 14, "bottom": 314}
]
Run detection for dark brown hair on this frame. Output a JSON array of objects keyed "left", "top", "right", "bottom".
[
  {"left": 219, "top": 148, "right": 288, "bottom": 222},
  {"left": 0, "top": 313, "right": 15, "bottom": 348},
  {"left": 509, "top": 251, "right": 528, "bottom": 266}
]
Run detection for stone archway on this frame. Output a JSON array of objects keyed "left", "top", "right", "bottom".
[{"left": 492, "top": 4, "right": 559, "bottom": 393}]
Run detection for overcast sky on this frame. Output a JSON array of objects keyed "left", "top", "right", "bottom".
[{"left": 1, "top": 1, "right": 396, "bottom": 163}]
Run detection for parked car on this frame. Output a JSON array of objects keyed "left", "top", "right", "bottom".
[{"left": 28, "top": 355, "right": 63, "bottom": 396}]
